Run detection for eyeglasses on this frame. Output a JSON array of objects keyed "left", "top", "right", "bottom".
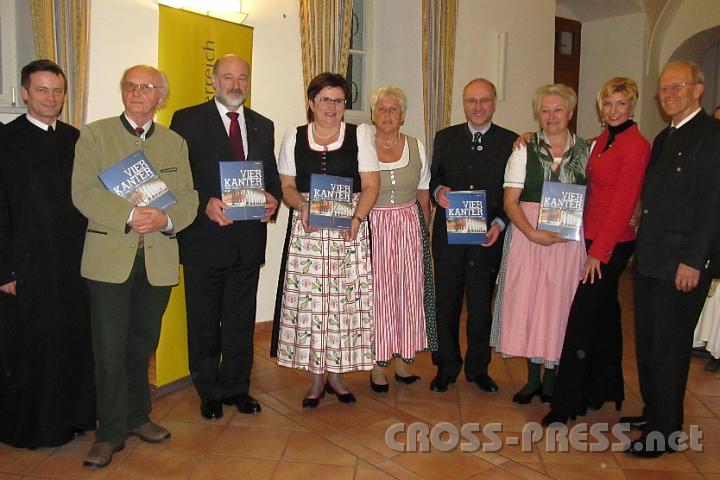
[
  {"left": 316, "top": 97, "right": 346, "bottom": 106},
  {"left": 657, "top": 82, "right": 697, "bottom": 94},
  {"left": 463, "top": 97, "right": 494, "bottom": 106},
  {"left": 122, "top": 82, "right": 162, "bottom": 93}
]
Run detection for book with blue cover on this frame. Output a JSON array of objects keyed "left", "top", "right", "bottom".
[
  {"left": 446, "top": 190, "right": 488, "bottom": 244},
  {"left": 537, "top": 181, "right": 586, "bottom": 241},
  {"left": 97, "top": 150, "right": 176, "bottom": 210},
  {"left": 308, "top": 173, "right": 353, "bottom": 230},
  {"left": 219, "top": 161, "right": 266, "bottom": 221}
]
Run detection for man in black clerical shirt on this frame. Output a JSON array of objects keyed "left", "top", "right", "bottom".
[{"left": 0, "top": 59, "right": 95, "bottom": 449}]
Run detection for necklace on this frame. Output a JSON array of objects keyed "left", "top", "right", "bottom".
[
  {"left": 312, "top": 123, "right": 339, "bottom": 140},
  {"left": 378, "top": 132, "right": 400, "bottom": 150}
]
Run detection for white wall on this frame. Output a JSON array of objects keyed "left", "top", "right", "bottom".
[
  {"left": 86, "top": 0, "right": 159, "bottom": 122},
  {"left": 371, "top": 0, "right": 425, "bottom": 143},
  {"left": 452, "top": 0, "right": 556, "bottom": 135},
  {"left": 576, "top": 12, "right": 646, "bottom": 139}
]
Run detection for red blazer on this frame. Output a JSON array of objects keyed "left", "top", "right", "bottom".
[{"left": 584, "top": 123, "right": 650, "bottom": 263}]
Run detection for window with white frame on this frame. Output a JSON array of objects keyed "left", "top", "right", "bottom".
[
  {"left": 345, "top": 0, "right": 370, "bottom": 120},
  {"left": 0, "top": 1, "right": 20, "bottom": 110},
  {"left": 0, "top": 0, "right": 35, "bottom": 120}
]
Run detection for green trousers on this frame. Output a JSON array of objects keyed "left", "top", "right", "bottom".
[{"left": 86, "top": 250, "right": 171, "bottom": 445}]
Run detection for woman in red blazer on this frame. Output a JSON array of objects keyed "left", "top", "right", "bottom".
[{"left": 542, "top": 77, "right": 651, "bottom": 426}]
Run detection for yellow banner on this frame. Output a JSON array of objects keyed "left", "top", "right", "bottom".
[{"left": 155, "top": 5, "right": 254, "bottom": 389}]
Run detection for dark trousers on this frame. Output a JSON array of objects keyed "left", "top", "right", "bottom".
[
  {"left": 183, "top": 256, "right": 260, "bottom": 401},
  {"left": 87, "top": 251, "right": 171, "bottom": 445},
  {"left": 634, "top": 270, "right": 711, "bottom": 437},
  {"left": 432, "top": 245, "right": 494, "bottom": 380},
  {"left": 552, "top": 240, "right": 633, "bottom": 417}
]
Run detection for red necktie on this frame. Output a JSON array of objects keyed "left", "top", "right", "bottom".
[{"left": 226, "top": 111, "right": 245, "bottom": 161}]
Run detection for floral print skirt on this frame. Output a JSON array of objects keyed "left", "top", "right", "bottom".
[{"left": 276, "top": 208, "right": 375, "bottom": 374}]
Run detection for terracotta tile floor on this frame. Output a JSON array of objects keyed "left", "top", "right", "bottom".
[{"left": 2, "top": 268, "right": 719, "bottom": 479}]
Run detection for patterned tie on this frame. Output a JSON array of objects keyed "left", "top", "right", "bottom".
[
  {"left": 134, "top": 127, "right": 144, "bottom": 138},
  {"left": 227, "top": 111, "right": 246, "bottom": 161},
  {"left": 472, "top": 131, "right": 483, "bottom": 151}
]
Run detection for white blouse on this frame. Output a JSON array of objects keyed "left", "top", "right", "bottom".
[
  {"left": 277, "top": 122, "right": 380, "bottom": 176},
  {"left": 367, "top": 125, "right": 430, "bottom": 190}
]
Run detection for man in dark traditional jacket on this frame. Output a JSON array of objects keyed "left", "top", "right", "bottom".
[{"left": 0, "top": 59, "right": 96, "bottom": 448}]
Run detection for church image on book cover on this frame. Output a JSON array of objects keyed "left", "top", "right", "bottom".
[
  {"left": 537, "top": 181, "right": 586, "bottom": 241},
  {"left": 219, "top": 161, "right": 266, "bottom": 221},
  {"left": 446, "top": 190, "right": 488, "bottom": 244},
  {"left": 98, "top": 150, "right": 176, "bottom": 210},
  {"left": 308, "top": 173, "right": 353, "bottom": 230}
]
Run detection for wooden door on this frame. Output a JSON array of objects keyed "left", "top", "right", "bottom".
[{"left": 555, "top": 17, "right": 581, "bottom": 133}]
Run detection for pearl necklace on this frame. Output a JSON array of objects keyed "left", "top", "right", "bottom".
[
  {"left": 312, "top": 123, "right": 339, "bottom": 140},
  {"left": 378, "top": 132, "right": 400, "bottom": 151}
]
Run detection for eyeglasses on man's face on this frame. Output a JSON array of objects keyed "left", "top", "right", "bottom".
[
  {"left": 122, "top": 82, "right": 162, "bottom": 93},
  {"left": 316, "top": 96, "right": 346, "bottom": 106},
  {"left": 463, "top": 97, "right": 494, "bottom": 106},
  {"left": 657, "top": 82, "right": 697, "bottom": 95}
]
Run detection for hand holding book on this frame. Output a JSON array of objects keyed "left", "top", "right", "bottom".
[
  {"left": 128, "top": 206, "right": 169, "bottom": 234},
  {"left": 205, "top": 197, "right": 233, "bottom": 227}
]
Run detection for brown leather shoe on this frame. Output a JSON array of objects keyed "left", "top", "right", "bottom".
[
  {"left": 83, "top": 442, "right": 124, "bottom": 469},
  {"left": 129, "top": 422, "right": 171, "bottom": 443}
]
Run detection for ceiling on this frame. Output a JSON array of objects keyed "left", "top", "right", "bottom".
[{"left": 556, "top": 0, "right": 646, "bottom": 22}]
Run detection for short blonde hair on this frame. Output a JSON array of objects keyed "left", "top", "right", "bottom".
[
  {"left": 369, "top": 86, "right": 408, "bottom": 113},
  {"left": 596, "top": 77, "right": 639, "bottom": 110},
  {"left": 532, "top": 84, "right": 577, "bottom": 117}
]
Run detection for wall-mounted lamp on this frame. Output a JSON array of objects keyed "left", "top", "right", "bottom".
[{"left": 158, "top": 0, "right": 249, "bottom": 24}]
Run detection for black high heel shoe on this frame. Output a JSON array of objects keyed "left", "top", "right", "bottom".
[
  {"left": 541, "top": 410, "right": 574, "bottom": 427},
  {"left": 302, "top": 390, "right": 325, "bottom": 409},
  {"left": 325, "top": 382, "right": 357, "bottom": 403},
  {"left": 588, "top": 399, "right": 623, "bottom": 411},
  {"left": 370, "top": 374, "right": 389, "bottom": 393},
  {"left": 394, "top": 374, "right": 421, "bottom": 384},
  {"left": 512, "top": 385, "right": 541, "bottom": 404}
]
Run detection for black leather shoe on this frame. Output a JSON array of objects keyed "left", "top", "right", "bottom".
[
  {"left": 429, "top": 374, "right": 455, "bottom": 393},
  {"left": 706, "top": 358, "right": 720, "bottom": 372},
  {"left": 395, "top": 374, "right": 421, "bottom": 384},
  {"left": 618, "top": 415, "right": 646, "bottom": 431},
  {"left": 540, "top": 393, "right": 553, "bottom": 404},
  {"left": 200, "top": 399, "right": 223, "bottom": 420},
  {"left": 224, "top": 394, "right": 262, "bottom": 414},
  {"left": 512, "top": 385, "right": 541, "bottom": 404},
  {"left": 624, "top": 436, "right": 673, "bottom": 458},
  {"left": 302, "top": 391, "right": 325, "bottom": 408},
  {"left": 325, "top": 382, "right": 357, "bottom": 403},
  {"left": 470, "top": 374, "right": 499, "bottom": 393},
  {"left": 370, "top": 374, "right": 389, "bottom": 393}
]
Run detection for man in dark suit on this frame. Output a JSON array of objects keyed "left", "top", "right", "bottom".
[
  {"left": 429, "top": 78, "right": 516, "bottom": 394},
  {"left": 621, "top": 60, "right": 720, "bottom": 458},
  {"left": 170, "top": 54, "right": 281, "bottom": 420}
]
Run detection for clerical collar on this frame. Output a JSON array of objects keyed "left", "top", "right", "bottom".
[
  {"left": 120, "top": 114, "right": 154, "bottom": 139},
  {"left": 671, "top": 107, "right": 701, "bottom": 129},
  {"left": 26, "top": 113, "right": 56, "bottom": 131}
]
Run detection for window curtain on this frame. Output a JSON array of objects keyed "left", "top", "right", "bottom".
[
  {"left": 299, "top": 0, "right": 354, "bottom": 88},
  {"left": 29, "top": 0, "right": 89, "bottom": 128},
  {"left": 422, "top": 0, "right": 457, "bottom": 158}
]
